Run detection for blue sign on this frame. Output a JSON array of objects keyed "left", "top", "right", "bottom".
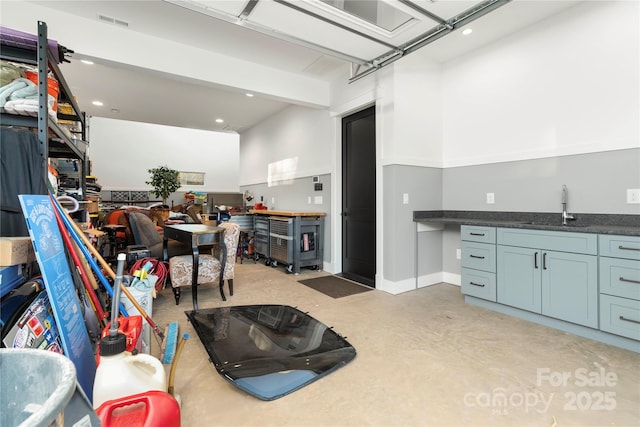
[{"left": 19, "top": 195, "right": 96, "bottom": 401}]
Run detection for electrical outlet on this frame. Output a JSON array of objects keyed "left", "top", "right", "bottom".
[
  {"left": 486, "top": 192, "right": 495, "bottom": 204},
  {"left": 403, "top": 193, "right": 409, "bottom": 205},
  {"left": 456, "top": 249, "right": 461, "bottom": 260},
  {"left": 627, "top": 189, "right": 640, "bottom": 204},
  {"left": 271, "top": 197, "right": 275, "bottom": 205},
  {"left": 314, "top": 196, "right": 323, "bottom": 204}
]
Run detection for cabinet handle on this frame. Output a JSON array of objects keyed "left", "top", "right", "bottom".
[
  {"left": 619, "top": 245, "right": 640, "bottom": 251},
  {"left": 469, "top": 281, "right": 485, "bottom": 287},
  {"left": 542, "top": 252, "right": 547, "bottom": 270},
  {"left": 619, "top": 316, "right": 640, "bottom": 325},
  {"left": 470, "top": 233, "right": 485, "bottom": 236},
  {"left": 469, "top": 254, "right": 485, "bottom": 259},
  {"left": 620, "top": 277, "right": 640, "bottom": 285},
  {"left": 534, "top": 252, "right": 538, "bottom": 269}
]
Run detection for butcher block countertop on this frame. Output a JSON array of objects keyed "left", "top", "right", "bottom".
[{"left": 249, "top": 209, "right": 326, "bottom": 217}]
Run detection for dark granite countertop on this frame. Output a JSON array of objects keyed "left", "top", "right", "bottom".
[{"left": 413, "top": 210, "right": 640, "bottom": 236}]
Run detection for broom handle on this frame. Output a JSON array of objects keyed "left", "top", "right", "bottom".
[{"left": 56, "top": 201, "right": 164, "bottom": 340}]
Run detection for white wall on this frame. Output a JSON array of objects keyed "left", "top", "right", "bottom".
[
  {"left": 441, "top": 1, "right": 639, "bottom": 167},
  {"left": 90, "top": 117, "right": 239, "bottom": 194},
  {"left": 240, "top": 105, "right": 334, "bottom": 186},
  {"left": 387, "top": 55, "right": 443, "bottom": 167}
]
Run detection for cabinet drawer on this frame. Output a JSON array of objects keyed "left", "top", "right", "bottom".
[
  {"left": 461, "top": 226, "right": 495, "bottom": 244},
  {"left": 461, "top": 241, "right": 496, "bottom": 273},
  {"left": 497, "top": 228, "right": 597, "bottom": 255},
  {"left": 600, "top": 294, "right": 640, "bottom": 341},
  {"left": 599, "top": 235, "right": 640, "bottom": 260},
  {"left": 599, "top": 257, "right": 640, "bottom": 301},
  {"left": 461, "top": 268, "right": 496, "bottom": 301}
]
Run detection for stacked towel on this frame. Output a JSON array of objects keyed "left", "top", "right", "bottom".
[{"left": 0, "top": 77, "right": 57, "bottom": 121}]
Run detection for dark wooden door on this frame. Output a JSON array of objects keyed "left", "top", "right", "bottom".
[{"left": 341, "top": 105, "right": 376, "bottom": 287}]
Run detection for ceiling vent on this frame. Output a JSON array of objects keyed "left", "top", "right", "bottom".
[{"left": 97, "top": 14, "right": 130, "bottom": 28}]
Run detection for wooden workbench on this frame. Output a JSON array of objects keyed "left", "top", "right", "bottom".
[{"left": 249, "top": 210, "right": 326, "bottom": 217}]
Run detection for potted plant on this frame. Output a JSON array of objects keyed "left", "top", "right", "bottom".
[{"left": 146, "top": 165, "right": 181, "bottom": 221}]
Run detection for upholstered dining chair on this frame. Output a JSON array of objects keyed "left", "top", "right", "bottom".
[{"left": 168, "top": 221, "right": 240, "bottom": 305}]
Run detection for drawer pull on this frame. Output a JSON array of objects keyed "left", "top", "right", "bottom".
[
  {"left": 534, "top": 252, "right": 538, "bottom": 269},
  {"left": 619, "top": 245, "right": 640, "bottom": 251},
  {"left": 620, "top": 277, "right": 640, "bottom": 285},
  {"left": 469, "top": 281, "right": 485, "bottom": 287},
  {"left": 469, "top": 255, "right": 485, "bottom": 259},
  {"left": 619, "top": 316, "right": 640, "bottom": 325},
  {"left": 470, "top": 233, "right": 485, "bottom": 236}
]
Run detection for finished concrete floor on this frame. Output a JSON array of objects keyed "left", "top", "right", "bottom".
[{"left": 150, "top": 261, "right": 640, "bottom": 427}]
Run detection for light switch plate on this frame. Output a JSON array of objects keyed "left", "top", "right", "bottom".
[
  {"left": 627, "top": 189, "right": 640, "bottom": 204},
  {"left": 403, "top": 193, "right": 409, "bottom": 204},
  {"left": 314, "top": 196, "right": 323, "bottom": 204},
  {"left": 486, "top": 193, "right": 495, "bottom": 204}
]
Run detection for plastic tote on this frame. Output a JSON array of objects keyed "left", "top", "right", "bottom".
[
  {"left": 1, "top": 348, "right": 77, "bottom": 426},
  {"left": 120, "top": 282, "right": 154, "bottom": 354}
]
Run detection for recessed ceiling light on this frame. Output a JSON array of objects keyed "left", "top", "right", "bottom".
[
  {"left": 92, "top": 101, "right": 103, "bottom": 106},
  {"left": 80, "top": 59, "right": 94, "bottom": 65},
  {"left": 215, "top": 118, "right": 224, "bottom": 123},
  {"left": 462, "top": 28, "right": 473, "bottom": 36},
  {"left": 246, "top": 93, "right": 254, "bottom": 97}
]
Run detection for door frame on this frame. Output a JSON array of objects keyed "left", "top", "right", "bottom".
[{"left": 330, "top": 97, "right": 382, "bottom": 289}]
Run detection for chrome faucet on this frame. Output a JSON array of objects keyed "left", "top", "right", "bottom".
[{"left": 561, "top": 184, "right": 575, "bottom": 225}]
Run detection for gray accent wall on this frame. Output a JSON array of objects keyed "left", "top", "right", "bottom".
[
  {"left": 384, "top": 165, "right": 442, "bottom": 282},
  {"left": 443, "top": 148, "right": 640, "bottom": 215},
  {"left": 412, "top": 149, "right": 639, "bottom": 287}
]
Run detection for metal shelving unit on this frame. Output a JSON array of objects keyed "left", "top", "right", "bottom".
[{"left": 0, "top": 21, "right": 88, "bottom": 198}]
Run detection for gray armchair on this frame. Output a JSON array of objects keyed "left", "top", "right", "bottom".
[{"left": 127, "top": 212, "right": 190, "bottom": 259}]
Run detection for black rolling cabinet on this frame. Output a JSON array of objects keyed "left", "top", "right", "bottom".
[
  {"left": 253, "top": 215, "right": 270, "bottom": 263},
  {"left": 269, "top": 217, "right": 294, "bottom": 269},
  {"left": 251, "top": 210, "right": 324, "bottom": 274}
]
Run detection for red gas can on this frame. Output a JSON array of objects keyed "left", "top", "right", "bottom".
[
  {"left": 96, "top": 315, "right": 143, "bottom": 365},
  {"left": 95, "top": 390, "right": 180, "bottom": 427}
]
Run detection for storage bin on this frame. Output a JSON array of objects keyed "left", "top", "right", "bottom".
[{"left": 0, "top": 348, "right": 93, "bottom": 427}]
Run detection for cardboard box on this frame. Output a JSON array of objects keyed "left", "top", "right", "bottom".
[
  {"left": 0, "top": 237, "right": 36, "bottom": 266},
  {"left": 87, "top": 201, "right": 99, "bottom": 213}
]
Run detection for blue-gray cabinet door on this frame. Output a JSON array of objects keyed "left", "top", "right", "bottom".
[
  {"left": 497, "top": 245, "right": 541, "bottom": 313},
  {"left": 541, "top": 251, "right": 598, "bottom": 328}
]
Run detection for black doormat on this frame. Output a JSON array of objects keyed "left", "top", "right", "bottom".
[
  {"left": 185, "top": 305, "right": 356, "bottom": 400},
  {"left": 298, "top": 275, "right": 373, "bottom": 298}
]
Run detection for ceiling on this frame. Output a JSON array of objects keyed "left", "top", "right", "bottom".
[{"left": 33, "top": 0, "right": 582, "bottom": 133}]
